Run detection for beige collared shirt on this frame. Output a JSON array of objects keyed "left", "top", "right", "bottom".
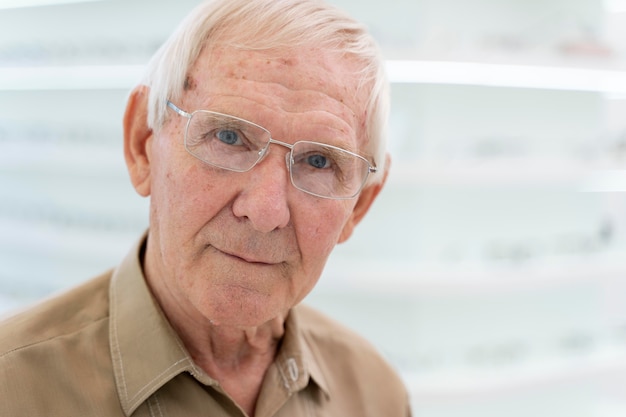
[{"left": 0, "top": 235, "right": 411, "bottom": 416}]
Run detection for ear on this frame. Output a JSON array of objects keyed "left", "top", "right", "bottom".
[
  {"left": 123, "top": 85, "right": 153, "bottom": 197},
  {"left": 338, "top": 153, "right": 391, "bottom": 243}
]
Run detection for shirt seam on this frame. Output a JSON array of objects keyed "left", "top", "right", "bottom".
[
  {"left": 147, "top": 393, "right": 165, "bottom": 417},
  {"left": 0, "top": 316, "right": 109, "bottom": 361}
]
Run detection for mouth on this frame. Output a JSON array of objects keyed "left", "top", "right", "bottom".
[{"left": 217, "top": 247, "right": 277, "bottom": 266}]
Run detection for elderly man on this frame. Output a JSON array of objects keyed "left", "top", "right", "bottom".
[{"left": 0, "top": 0, "right": 410, "bottom": 415}]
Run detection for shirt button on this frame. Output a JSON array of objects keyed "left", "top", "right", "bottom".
[{"left": 286, "top": 358, "right": 299, "bottom": 382}]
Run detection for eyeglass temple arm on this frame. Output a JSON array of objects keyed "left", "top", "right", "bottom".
[{"left": 166, "top": 101, "right": 192, "bottom": 118}]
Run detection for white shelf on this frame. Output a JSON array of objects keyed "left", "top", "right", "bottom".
[
  {"left": 322, "top": 253, "right": 626, "bottom": 296},
  {"left": 2, "top": 61, "right": 626, "bottom": 92},
  {"left": 404, "top": 346, "right": 626, "bottom": 402},
  {"left": 0, "top": 144, "right": 126, "bottom": 177},
  {"left": 387, "top": 60, "right": 626, "bottom": 93},
  {"left": 0, "top": 0, "right": 103, "bottom": 9},
  {"left": 0, "top": 65, "right": 144, "bottom": 90},
  {"left": 387, "top": 158, "right": 626, "bottom": 189}
]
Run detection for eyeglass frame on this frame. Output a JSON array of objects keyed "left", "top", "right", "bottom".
[{"left": 166, "top": 100, "right": 378, "bottom": 199}]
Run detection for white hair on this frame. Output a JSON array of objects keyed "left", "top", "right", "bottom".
[{"left": 141, "top": 0, "right": 390, "bottom": 182}]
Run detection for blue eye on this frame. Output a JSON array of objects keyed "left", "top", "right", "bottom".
[
  {"left": 217, "top": 129, "right": 240, "bottom": 145},
  {"left": 307, "top": 154, "right": 330, "bottom": 169}
]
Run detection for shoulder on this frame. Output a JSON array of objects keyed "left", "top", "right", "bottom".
[
  {"left": 295, "top": 303, "right": 389, "bottom": 362},
  {"left": 0, "top": 270, "right": 112, "bottom": 356},
  {"left": 0, "top": 270, "right": 123, "bottom": 415},
  {"left": 294, "top": 303, "right": 409, "bottom": 405}
]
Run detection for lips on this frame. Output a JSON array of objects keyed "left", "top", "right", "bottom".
[{"left": 216, "top": 246, "right": 278, "bottom": 265}]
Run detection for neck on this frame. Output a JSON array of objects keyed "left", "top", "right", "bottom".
[
  {"left": 159, "top": 289, "right": 286, "bottom": 417},
  {"left": 180, "top": 315, "right": 286, "bottom": 371}
]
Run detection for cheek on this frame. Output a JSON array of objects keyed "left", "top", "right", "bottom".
[
  {"left": 298, "top": 202, "right": 353, "bottom": 257},
  {"left": 149, "top": 139, "right": 222, "bottom": 234}
]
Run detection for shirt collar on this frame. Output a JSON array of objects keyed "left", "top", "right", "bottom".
[
  {"left": 109, "top": 233, "right": 329, "bottom": 415},
  {"left": 280, "top": 306, "right": 330, "bottom": 398},
  {"left": 109, "top": 233, "right": 201, "bottom": 415}
]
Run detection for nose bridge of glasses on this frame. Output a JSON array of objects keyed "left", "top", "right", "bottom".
[
  {"left": 268, "top": 138, "right": 294, "bottom": 152},
  {"left": 264, "top": 138, "right": 294, "bottom": 169}
]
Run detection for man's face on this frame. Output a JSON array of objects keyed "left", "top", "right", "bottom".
[{"left": 136, "top": 45, "right": 381, "bottom": 328}]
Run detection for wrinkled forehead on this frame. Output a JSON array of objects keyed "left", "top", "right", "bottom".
[{"left": 182, "top": 45, "right": 371, "bottom": 146}]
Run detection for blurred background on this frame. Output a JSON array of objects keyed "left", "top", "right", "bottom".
[{"left": 2, "top": 0, "right": 626, "bottom": 415}]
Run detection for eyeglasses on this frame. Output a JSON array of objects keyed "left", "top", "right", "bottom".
[{"left": 167, "top": 101, "right": 377, "bottom": 199}]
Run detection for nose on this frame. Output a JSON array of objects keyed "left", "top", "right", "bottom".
[{"left": 231, "top": 151, "right": 291, "bottom": 233}]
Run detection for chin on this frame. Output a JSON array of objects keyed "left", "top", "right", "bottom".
[
  {"left": 206, "top": 310, "right": 282, "bottom": 328},
  {"left": 198, "top": 293, "right": 288, "bottom": 328}
]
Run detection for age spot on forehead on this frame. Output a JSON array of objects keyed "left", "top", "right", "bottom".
[{"left": 184, "top": 75, "right": 197, "bottom": 91}]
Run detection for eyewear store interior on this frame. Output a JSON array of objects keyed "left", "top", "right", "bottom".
[{"left": 2, "top": 0, "right": 626, "bottom": 415}]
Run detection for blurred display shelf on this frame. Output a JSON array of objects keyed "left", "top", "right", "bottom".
[
  {"left": 0, "top": 64, "right": 144, "bottom": 90},
  {"left": 0, "top": 0, "right": 103, "bottom": 8},
  {"left": 0, "top": 147, "right": 125, "bottom": 177},
  {"left": 387, "top": 60, "right": 626, "bottom": 93},
  {"left": 321, "top": 253, "right": 626, "bottom": 296},
  {"left": 403, "top": 345, "right": 626, "bottom": 402},
  {"left": 2, "top": 60, "right": 626, "bottom": 92},
  {"left": 388, "top": 159, "right": 626, "bottom": 189}
]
